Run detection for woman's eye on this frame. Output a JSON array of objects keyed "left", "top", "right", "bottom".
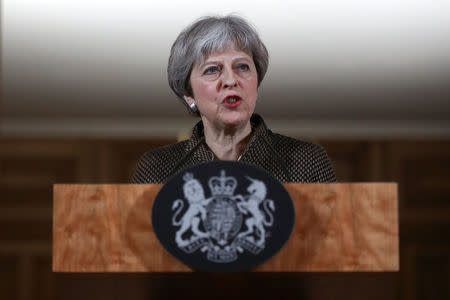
[
  {"left": 237, "top": 64, "right": 249, "bottom": 71},
  {"left": 204, "top": 66, "right": 220, "bottom": 75}
]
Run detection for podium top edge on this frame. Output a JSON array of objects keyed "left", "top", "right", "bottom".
[{"left": 53, "top": 182, "right": 398, "bottom": 186}]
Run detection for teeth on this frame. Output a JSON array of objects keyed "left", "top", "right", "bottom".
[{"left": 227, "top": 97, "right": 239, "bottom": 103}]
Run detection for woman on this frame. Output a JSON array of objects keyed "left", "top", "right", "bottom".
[{"left": 132, "top": 15, "right": 336, "bottom": 184}]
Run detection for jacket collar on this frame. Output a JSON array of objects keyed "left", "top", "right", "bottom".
[
  {"left": 177, "top": 114, "right": 291, "bottom": 182},
  {"left": 190, "top": 113, "right": 269, "bottom": 140},
  {"left": 185, "top": 114, "right": 271, "bottom": 161}
]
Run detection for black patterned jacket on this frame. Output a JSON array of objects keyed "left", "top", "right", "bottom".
[{"left": 131, "top": 114, "right": 336, "bottom": 183}]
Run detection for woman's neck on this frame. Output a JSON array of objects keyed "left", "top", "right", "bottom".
[{"left": 202, "top": 119, "right": 252, "bottom": 161}]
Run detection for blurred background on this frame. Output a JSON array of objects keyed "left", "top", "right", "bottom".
[{"left": 1, "top": 0, "right": 449, "bottom": 299}]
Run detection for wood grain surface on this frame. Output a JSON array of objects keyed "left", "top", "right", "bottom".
[{"left": 53, "top": 183, "right": 398, "bottom": 272}]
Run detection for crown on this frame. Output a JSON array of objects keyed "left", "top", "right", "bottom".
[{"left": 208, "top": 170, "right": 237, "bottom": 196}]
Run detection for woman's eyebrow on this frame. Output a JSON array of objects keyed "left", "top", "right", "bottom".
[
  {"left": 199, "top": 56, "right": 251, "bottom": 69},
  {"left": 199, "top": 60, "right": 221, "bottom": 69}
]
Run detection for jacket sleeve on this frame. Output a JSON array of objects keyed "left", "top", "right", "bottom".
[
  {"left": 309, "top": 145, "right": 337, "bottom": 182},
  {"left": 130, "top": 152, "right": 152, "bottom": 183},
  {"left": 130, "top": 151, "right": 166, "bottom": 184}
]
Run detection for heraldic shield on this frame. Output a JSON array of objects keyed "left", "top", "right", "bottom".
[{"left": 152, "top": 161, "right": 295, "bottom": 272}]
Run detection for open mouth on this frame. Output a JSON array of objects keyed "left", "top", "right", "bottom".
[{"left": 223, "top": 95, "right": 242, "bottom": 107}]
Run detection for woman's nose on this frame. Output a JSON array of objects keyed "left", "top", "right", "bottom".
[{"left": 221, "top": 68, "right": 238, "bottom": 88}]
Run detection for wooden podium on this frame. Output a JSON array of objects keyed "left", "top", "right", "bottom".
[{"left": 53, "top": 183, "right": 398, "bottom": 272}]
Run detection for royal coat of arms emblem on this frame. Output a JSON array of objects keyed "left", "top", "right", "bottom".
[
  {"left": 151, "top": 161, "right": 294, "bottom": 272},
  {"left": 171, "top": 170, "right": 275, "bottom": 263}
]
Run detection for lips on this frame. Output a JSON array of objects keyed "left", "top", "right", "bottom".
[{"left": 222, "top": 95, "right": 243, "bottom": 108}]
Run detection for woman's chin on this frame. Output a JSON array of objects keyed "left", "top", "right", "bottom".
[{"left": 219, "top": 112, "right": 251, "bottom": 128}]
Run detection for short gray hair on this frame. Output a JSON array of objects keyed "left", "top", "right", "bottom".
[{"left": 167, "top": 15, "right": 269, "bottom": 115}]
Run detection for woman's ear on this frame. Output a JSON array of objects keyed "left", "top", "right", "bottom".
[
  {"left": 184, "top": 95, "right": 198, "bottom": 113},
  {"left": 183, "top": 95, "right": 195, "bottom": 106}
]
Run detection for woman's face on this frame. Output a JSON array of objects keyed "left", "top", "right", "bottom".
[{"left": 185, "top": 47, "right": 258, "bottom": 130}]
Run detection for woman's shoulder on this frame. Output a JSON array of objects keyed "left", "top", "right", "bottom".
[
  {"left": 131, "top": 140, "right": 191, "bottom": 183},
  {"left": 140, "top": 140, "right": 190, "bottom": 161},
  {"left": 253, "top": 114, "right": 328, "bottom": 156},
  {"left": 269, "top": 132, "right": 325, "bottom": 154},
  {"left": 268, "top": 132, "right": 337, "bottom": 182}
]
